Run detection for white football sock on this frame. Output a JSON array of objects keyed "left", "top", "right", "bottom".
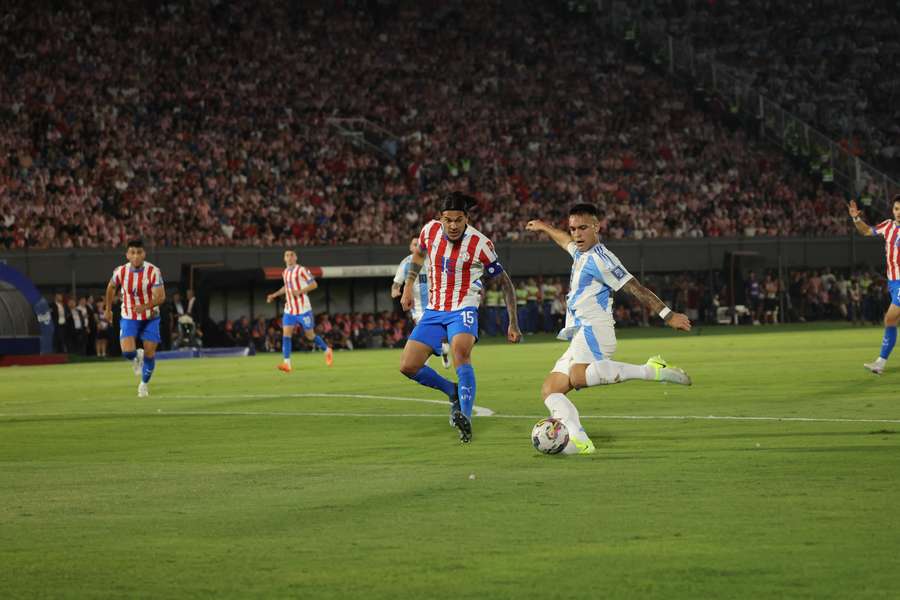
[
  {"left": 283, "top": 358, "right": 291, "bottom": 366},
  {"left": 585, "top": 360, "right": 653, "bottom": 386},
  {"left": 544, "top": 392, "right": 590, "bottom": 454}
]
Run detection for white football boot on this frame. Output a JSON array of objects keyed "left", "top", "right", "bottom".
[
  {"left": 646, "top": 355, "right": 692, "bottom": 386},
  {"left": 864, "top": 358, "right": 886, "bottom": 375},
  {"left": 137, "top": 382, "right": 149, "bottom": 398}
]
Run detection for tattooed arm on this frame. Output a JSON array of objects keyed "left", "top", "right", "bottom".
[
  {"left": 401, "top": 251, "right": 425, "bottom": 311},
  {"left": 622, "top": 278, "right": 692, "bottom": 331},
  {"left": 498, "top": 271, "right": 522, "bottom": 343}
]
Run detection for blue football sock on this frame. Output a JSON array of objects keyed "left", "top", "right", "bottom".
[
  {"left": 141, "top": 357, "right": 156, "bottom": 383},
  {"left": 313, "top": 335, "right": 328, "bottom": 351},
  {"left": 282, "top": 337, "right": 292, "bottom": 359},
  {"left": 456, "top": 364, "right": 476, "bottom": 418},
  {"left": 408, "top": 365, "right": 456, "bottom": 398},
  {"left": 123, "top": 350, "right": 137, "bottom": 361},
  {"left": 880, "top": 326, "right": 897, "bottom": 360}
]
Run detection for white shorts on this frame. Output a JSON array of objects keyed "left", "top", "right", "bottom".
[{"left": 551, "top": 323, "right": 617, "bottom": 376}]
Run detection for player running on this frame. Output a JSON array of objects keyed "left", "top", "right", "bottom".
[
  {"left": 526, "top": 204, "right": 692, "bottom": 455},
  {"left": 399, "top": 192, "right": 522, "bottom": 443},
  {"left": 848, "top": 195, "right": 900, "bottom": 374},
  {"left": 104, "top": 239, "right": 165, "bottom": 398},
  {"left": 392, "top": 237, "right": 451, "bottom": 369},
  {"left": 266, "top": 249, "right": 333, "bottom": 372}
]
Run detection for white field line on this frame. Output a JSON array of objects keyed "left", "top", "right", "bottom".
[{"left": 163, "top": 392, "right": 496, "bottom": 416}]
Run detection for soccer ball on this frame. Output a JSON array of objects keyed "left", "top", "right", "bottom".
[{"left": 531, "top": 418, "right": 569, "bottom": 455}]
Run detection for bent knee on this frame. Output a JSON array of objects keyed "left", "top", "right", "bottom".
[
  {"left": 399, "top": 361, "right": 420, "bottom": 378},
  {"left": 570, "top": 375, "right": 587, "bottom": 390},
  {"left": 541, "top": 373, "right": 573, "bottom": 399},
  {"left": 569, "top": 365, "right": 588, "bottom": 390}
]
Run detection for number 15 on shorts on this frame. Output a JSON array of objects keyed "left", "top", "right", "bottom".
[{"left": 461, "top": 309, "right": 476, "bottom": 332}]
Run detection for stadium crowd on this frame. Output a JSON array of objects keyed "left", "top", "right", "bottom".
[
  {"left": 649, "top": 0, "right": 900, "bottom": 177},
  {"left": 1, "top": 0, "right": 854, "bottom": 251}
]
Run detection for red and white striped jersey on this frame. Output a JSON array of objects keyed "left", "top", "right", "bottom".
[
  {"left": 873, "top": 219, "right": 900, "bottom": 280},
  {"left": 417, "top": 220, "right": 502, "bottom": 311},
  {"left": 111, "top": 262, "right": 164, "bottom": 320},
  {"left": 283, "top": 265, "right": 315, "bottom": 315}
]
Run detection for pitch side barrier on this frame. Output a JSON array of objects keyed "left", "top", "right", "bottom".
[
  {"left": 156, "top": 347, "right": 254, "bottom": 361},
  {"left": 0, "top": 236, "right": 886, "bottom": 288}
]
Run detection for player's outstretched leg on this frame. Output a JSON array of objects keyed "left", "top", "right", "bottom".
[
  {"left": 578, "top": 357, "right": 691, "bottom": 388},
  {"left": 544, "top": 393, "right": 595, "bottom": 455},
  {"left": 400, "top": 340, "right": 456, "bottom": 397},
  {"left": 865, "top": 324, "right": 897, "bottom": 375}
]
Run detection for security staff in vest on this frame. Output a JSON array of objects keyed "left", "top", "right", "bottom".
[
  {"left": 484, "top": 280, "right": 504, "bottom": 337},
  {"left": 541, "top": 277, "right": 560, "bottom": 333}
]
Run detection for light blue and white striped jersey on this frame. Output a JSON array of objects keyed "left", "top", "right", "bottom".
[
  {"left": 394, "top": 254, "right": 431, "bottom": 317},
  {"left": 559, "top": 241, "right": 633, "bottom": 339}
]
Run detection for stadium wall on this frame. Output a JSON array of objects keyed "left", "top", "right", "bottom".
[{"left": 0, "top": 236, "right": 884, "bottom": 288}]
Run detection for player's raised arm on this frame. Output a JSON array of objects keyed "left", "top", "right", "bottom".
[
  {"left": 497, "top": 271, "right": 523, "bottom": 343},
  {"left": 848, "top": 199, "right": 875, "bottom": 236},
  {"left": 622, "top": 278, "right": 692, "bottom": 331},
  {"left": 266, "top": 286, "right": 286, "bottom": 303},
  {"left": 526, "top": 219, "right": 573, "bottom": 252},
  {"left": 401, "top": 248, "right": 425, "bottom": 312}
]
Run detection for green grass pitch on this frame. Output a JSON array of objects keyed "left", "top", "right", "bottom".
[{"left": 2, "top": 325, "right": 899, "bottom": 599}]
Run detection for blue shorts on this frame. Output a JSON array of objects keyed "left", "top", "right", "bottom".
[
  {"left": 284, "top": 311, "right": 314, "bottom": 331},
  {"left": 890, "top": 280, "right": 900, "bottom": 308},
  {"left": 120, "top": 317, "right": 161, "bottom": 344},
  {"left": 409, "top": 308, "right": 478, "bottom": 355}
]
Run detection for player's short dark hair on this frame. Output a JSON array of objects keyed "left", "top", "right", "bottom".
[
  {"left": 569, "top": 203, "right": 599, "bottom": 218},
  {"left": 893, "top": 193, "right": 900, "bottom": 205},
  {"left": 126, "top": 239, "right": 144, "bottom": 249},
  {"left": 441, "top": 191, "right": 477, "bottom": 214}
]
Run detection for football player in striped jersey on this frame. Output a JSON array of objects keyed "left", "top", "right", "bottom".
[
  {"left": 104, "top": 239, "right": 165, "bottom": 397},
  {"left": 849, "top": 195, "right": 900, "bottom": 374},
  {"left": 266, "top": 249, "right": 333, "bottom": 373},
  {"left": 399, "top": 192, "right": 521, "bottom": 443}
]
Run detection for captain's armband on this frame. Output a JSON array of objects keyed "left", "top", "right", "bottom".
[{"left": 484, "top": 261, "right": 504, "bottom": 278}]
